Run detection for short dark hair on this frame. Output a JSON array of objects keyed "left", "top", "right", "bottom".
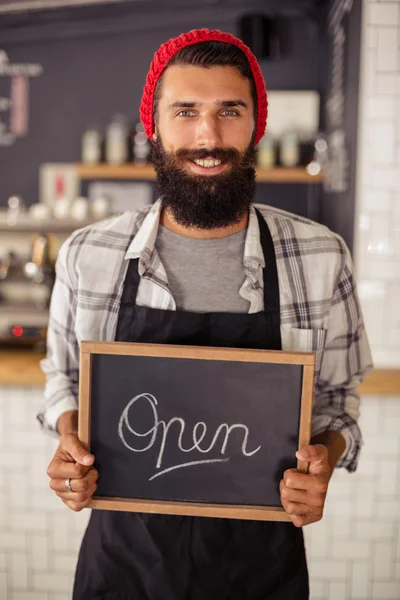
[{"left": 153, "top": 41, "right": 257, "bottom": 128}]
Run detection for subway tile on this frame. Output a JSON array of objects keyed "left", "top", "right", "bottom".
[
  {"left": 32, "top": 573, "right": 71, "bottom": 593},
  {"left": 332, "top": 539, "right": 371, "bottom": 559},
  {"left": 310, "top": 580, "right": 327, "bottom": 598},
  {"left": 377, "top": 499, "right": 400, "bottom": 519},
  {"left": 0, "top": 532, "right": 26, "bottom": 550},
  {"left": 354, "top": 520, "right": 394, "bottom": 540},
  {"left": 370, "top": 261, "right": 400, "bottom": 280},
  {"left": 351, "top": 561, "right": 371, "bottom": 599},
  {"left": 382, "top": 414, "right": 400, "bottom": 435},
  {"left": 52, "top": 553, "right": 78, "bottom": 573},
  {"left": 363, "top": 189, "right": 392, "bottom": 211},
  {"left": 366, "top": 26, "right": 378, "bottom": 50},
  {"left": 374, "top": 541, "right": 396, "bottom": 580},
  {"left": 358, "top": 391, "right": 386, "bottom": 433},
  {"left": 367, "top": 3, "right": 399, "bottom": 26},
  {"left": 10, "top": 512, "right": 47, "bottom": 532},
  {"left": 362, "top": 435, "right": 399, "bottom": 456},
  {"left": 0, "top": 572, "right": 7, "bottom": 600},
  {"left": 378, "top": 460, "right": 399, "bottom": 496},
  {"left": 366, "top": 97, "right": 396, "bottom": 120},
  {"left": 308, "top": 559, "right": 348, "bottom": 580},
  {"left": 12, "top": 594, "right": 49, "bottom": 600},
  {"left": 372, "top": 166, "right": 400, "bottom": 188},
  {"left": 376, "top": 72, "right": 400, "bottom": 95},
  {"left": 367, "top": 213, "right": 392, "bottom": 257},
  {"left": 304, "top": 521, "right": 331, "bottom": 558},
  {"left": 372, "top": 122, "right": 396, "bottom": 163},
  {"left": 377, "top": 27, "right": 399, "bottom": 71},
  {"left": 29, "top": 532, "right": 49, "bottom": 572},
  {"left": 328, "top": 581, "right": 347, "bottom": 600},
  {"left": 9, "top": 551, "right": 28, "bottom": 589},
  {"left": 372, "top": 349, "right": 400, "bottom": 368},
  {"left": 0, "top": 452, "right": 26, "bottom": 469},
  {"left": 372, "top": 580, "right": 400, "bottom": 599}
]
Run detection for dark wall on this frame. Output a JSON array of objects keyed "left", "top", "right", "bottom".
[
  {"left": 0, "top": 1, "right": 324, "bottom": 212},
  {"left": 319, "top": 0, "right": 363, "bottom": 251}
]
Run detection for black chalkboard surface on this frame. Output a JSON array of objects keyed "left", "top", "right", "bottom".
[{"left": 79, "top": 341, "right": 315, "bottom": 521}]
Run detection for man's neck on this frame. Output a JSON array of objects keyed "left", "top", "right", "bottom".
[{"left": 159, "top": 208, "right": 249, "bottom": 239}]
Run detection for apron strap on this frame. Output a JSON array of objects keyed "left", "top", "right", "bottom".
[{"left": 254, "top": 208, "right": 281, "bottom": 316}]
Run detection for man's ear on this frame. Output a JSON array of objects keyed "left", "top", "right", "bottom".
[{"left": 152, "top": 132, "right": 157, "bottom": 142}]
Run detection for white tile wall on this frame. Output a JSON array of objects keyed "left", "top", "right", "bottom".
[
  {"left": 355, "top": 0, "right": 400, "bottom": 368},
  {"left": 1, "top": 1, "right": 399, "bottom": 599},
  {"left": 1, "top": 387, "right": 400, "bottom": 600}
]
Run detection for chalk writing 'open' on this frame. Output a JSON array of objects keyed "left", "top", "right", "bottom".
[{"left": 118, "top": 393, "right": 261, "bottom": 480}]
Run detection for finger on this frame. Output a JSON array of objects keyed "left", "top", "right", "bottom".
[
  {"left": 283, "top": 470, "right": 328, "bottom": 494},
  {"left": 280, "top": 481, "right": 325, "bottom": 508},
  {"left": 290, "top": 513, "right": 320, "bottom": 528},
  {"left": 59, "top": 433, "right": 95, "bottom": 466},
  {"left": 56, "top": 482, "right": 97, "bottom": 504},
  {"left": 47, "top": 458, "right": 92, "bottom": 480},
  {"left": 281, "top": 498, "right": 316, "bottom": 516},
  {"left": 296, "top": 444, "right": 329, "bottom": 467},
  {"left": 49, "top": 469, "right": 98, "bottom": 493},
  {"left": 62, "top": 497, "right": 93, "bottom": 512}
]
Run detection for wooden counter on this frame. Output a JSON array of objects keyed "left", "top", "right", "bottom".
[{"left": 0, "top": 349, "right": 399, "bottom": 395}]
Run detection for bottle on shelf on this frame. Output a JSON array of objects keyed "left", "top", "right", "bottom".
[
  {"left": 131, "top": 121, "right": 151, "bottom": 166},
  {"left": 279, "top": 131, "right": 300, "bottom": 168},
  {"left": 105, "top": 114, "right": 129, "bottom": 166},
  {"left": 81, "top": 126, "right": 102, "bottom": 165},
  {"left": 257, "top": 132, "right": 276, "bottom": 170},
  {"left": 6, "top": 195, "right": 25, "bottom": 226}
]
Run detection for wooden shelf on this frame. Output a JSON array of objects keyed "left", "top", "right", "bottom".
[
  {"left": 358, "top": 368, "right": 400, "bottom": 396},
  {"left": 76, "top": 164, "right": 324, "bottom": 184},
  {"left": 0, "top": 350, "right": 398, "bottom": 395},
  {"left": 0, "top": 349, "right": 46, "bottom": 386},
  {"left": 0, "top": 212, "right": 94, "bottom": 234}
]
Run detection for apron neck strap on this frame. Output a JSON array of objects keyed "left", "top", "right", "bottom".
[{"left": 254, "top": 208, "right": 280, "bottom": 315}]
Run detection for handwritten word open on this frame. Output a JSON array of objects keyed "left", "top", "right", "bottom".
[{"left": 118, "top": 393, "right": 261, "bottom": 481}]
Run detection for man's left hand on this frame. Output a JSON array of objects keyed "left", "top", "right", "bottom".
[{"left": 280, "top": 444, "right": 330, "bottom": 528}]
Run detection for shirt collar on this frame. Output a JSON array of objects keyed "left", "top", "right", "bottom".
[
  {"left": 125, "top": 198, "right": 163, "bottom": 265},
  {"left": 125, "top": 198, "right": 265, "bottom": 270}
]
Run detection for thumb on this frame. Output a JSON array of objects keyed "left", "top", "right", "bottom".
[
  {"left": 62, "top": 433, "right": 95, "bottom": 466},
  {"left": 296, "top": 444, "right": 329, "bottom": 476}
]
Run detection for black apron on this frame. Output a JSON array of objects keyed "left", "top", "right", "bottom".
[{"left": 73, "top": 209, "right": 309, "bottom": 600}]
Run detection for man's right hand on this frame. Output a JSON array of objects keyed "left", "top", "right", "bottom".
[{"left": 47, "top": 410, "right": 98, "bottom": 512}]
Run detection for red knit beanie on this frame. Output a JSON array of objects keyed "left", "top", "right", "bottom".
[{"left": 140, "top": 28, "right": 267, "bottom": 146}]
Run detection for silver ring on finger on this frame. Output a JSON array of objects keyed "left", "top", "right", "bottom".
[{"left": 65, "top": 478, "right": 74, "bottom": 492}]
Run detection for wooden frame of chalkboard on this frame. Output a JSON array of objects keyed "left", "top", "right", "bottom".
[{"left": 79, "top": 341, "right": 315, "bottom": 522}]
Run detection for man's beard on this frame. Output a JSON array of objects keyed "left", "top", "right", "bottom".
[{"left": 151, "top": 137, "right": 257, "bottom": 230}]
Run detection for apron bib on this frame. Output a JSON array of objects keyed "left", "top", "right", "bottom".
[{"left": 73, "top": 209, "right": 309, "bottom": 600}]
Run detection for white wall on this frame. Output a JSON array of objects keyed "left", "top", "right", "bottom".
[
  {"left": 354, "top": 0, "right": 400, "bottom": 369},
  {"left": 0, "top": 387, "right": 399, "bottom": 600}
]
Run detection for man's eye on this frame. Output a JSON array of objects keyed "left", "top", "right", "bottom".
[
  {"left": 221, "top": 110, "right": 238, "bottom": 117},
  {"left": 177, "top": 110, "right": 195, "bottom": 117}
]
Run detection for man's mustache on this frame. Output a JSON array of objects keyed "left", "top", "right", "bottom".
[{"left": 174, "top": 147, "right": 240, "bottom": 163}]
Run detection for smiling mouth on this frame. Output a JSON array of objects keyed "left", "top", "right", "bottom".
[
  {"left": 192, "top": 158, "right": 222, "bottom": 168},
  {"left": 187, "top": 157, "right": 229, "bottom": 174}
]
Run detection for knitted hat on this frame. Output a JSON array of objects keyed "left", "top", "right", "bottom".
[{"left": 140, "top": 28, "right": 267, "bottom": 145}]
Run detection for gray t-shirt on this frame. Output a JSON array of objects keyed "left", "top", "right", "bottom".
[{"left": 155, "top": 225, "right": 250, "bottom": 313}]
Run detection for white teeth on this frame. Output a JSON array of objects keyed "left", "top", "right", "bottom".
[{"left": 194, "top": 158, "right": 222, "bottom": 168}]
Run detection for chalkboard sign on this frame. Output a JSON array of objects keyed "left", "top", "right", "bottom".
[{"left": 79, "top": 341, "right": 315, "bottom": 521}]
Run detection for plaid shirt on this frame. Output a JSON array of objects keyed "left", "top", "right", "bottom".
[{"left": 38, "top": 199, "right": 373, "bottom": 472}]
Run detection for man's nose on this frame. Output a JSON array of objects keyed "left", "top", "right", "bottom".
[{"left": 195, "top": 115, "right": 223, "bottom": 148}]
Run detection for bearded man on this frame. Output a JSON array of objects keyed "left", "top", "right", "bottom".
[{"left": 39, "top": 29, "right": 372, "bottom": 600}]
